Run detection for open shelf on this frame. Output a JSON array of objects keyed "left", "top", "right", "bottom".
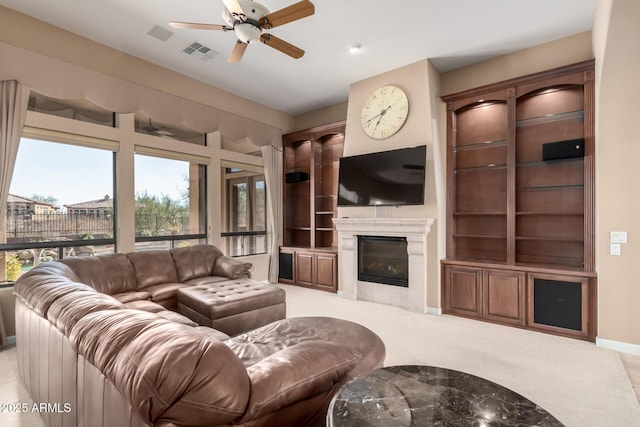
[{"left": 454, "top": 234, "right": 507, "bottom": 240}]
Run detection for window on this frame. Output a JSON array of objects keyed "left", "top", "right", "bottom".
[
  {"left": 27, "top": 92, "right": 113, "bottom": 127},
  {"left": 134, "top": 112, "right": 205, "bottom": 145},
  {"left": 134, "top": 153, "right": 207, "bottom": 251},
  {"left": 2, "top": 138, "right": 116, "bottom": 282},
  {"left": 222, "top": 165, "right": 266, "bottom": 256}
]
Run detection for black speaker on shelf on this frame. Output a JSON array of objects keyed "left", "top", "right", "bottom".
[
  {"left": 285, "top": 171, "right": 309, "bottom": 183},
  {"left": 279, "top": 252, "right": 293, "bottom": 280},
  {"left": 542, "top": 138, "right": 585, "bottom": 161}
]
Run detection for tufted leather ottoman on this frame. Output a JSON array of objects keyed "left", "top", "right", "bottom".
[{"left": 176, "top": 279, "right": 286, "bottom": 336}]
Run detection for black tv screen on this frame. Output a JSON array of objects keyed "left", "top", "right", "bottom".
[{"left": 337, "top": 145, "right": 426, "bottom": 207}]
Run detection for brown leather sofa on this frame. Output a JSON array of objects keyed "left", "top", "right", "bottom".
[{"left": 13, "top": 245, "right": 386, "bottom": 427}]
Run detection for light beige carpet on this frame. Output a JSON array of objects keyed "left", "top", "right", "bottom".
[
  {"left": 279, "top": 284, "right": 640, "bottom": 427},
  {"left": 2, "top": 285, "right": 639, "bottom": 426}
]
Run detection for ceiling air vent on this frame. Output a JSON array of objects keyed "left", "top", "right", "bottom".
[
  {"left": 147, "top": 25, "right": 174, "bottom": 42},
  {"left": 183, "top": 42, "right": 218, "bottom": 61}
]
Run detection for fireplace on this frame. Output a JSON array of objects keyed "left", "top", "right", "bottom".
[
  {"left": 333, "top": 217, "right": 434, "bottom": 313},
  {"left": 358, "top": 236, "right": 408, "bottom": 287}
]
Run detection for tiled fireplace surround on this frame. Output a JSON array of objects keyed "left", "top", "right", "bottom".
[{"left": 333, "top": 217, "right": 435, "bottom": 313}]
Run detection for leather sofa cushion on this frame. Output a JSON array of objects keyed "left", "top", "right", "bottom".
[
  {"left": 47, "top": 289, "right": 125, "bottom": 336},
  {"left": 69, "top": 309, "right": 250, "bottom": 426},
  {"left": 123, "top": 299, "right": 167, "bottom": 312},
  {"left": 60, "top": 254, "right": 137, "bottom": 295},
  {"left": 143, "top": 282, "right": 186, "bottom": 303},
  {"left": 155, "top": 310, "right": 198, "bottom": 327},
  {"left": 13, "top": 262, "right": 90, "bottom": 316},
  {"left": 182, "top": 275, "right": 228, "bottom": 286},
  {"left": 171, "top": 244, "right": 222, "bottom": 282},
  {"left": 226, "top": 317, "right": 386, "bottom": 375},
  {"left": 240, "top": 341, "right": 361, "bottom": 422},
  {"left": 127, "top": 250, "right": 178, "bottom": 289},
  {"left": 111, "top": 291, "right": 151, "bottom": 303},
  {"left": 124, "top": 299, "right": 198, "bottom": 327},
  {"left": 196, "top": 326, "right": 231, "bottom": 341},
  {"left": 213, "top": 256, "right": 253, "bottom": 279}
]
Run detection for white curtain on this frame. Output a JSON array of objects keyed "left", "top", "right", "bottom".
[
  {"left": 0, "top": 80, "right": 30, "bottom": 346},
  {"left": 261, "top": 144, "right": 283, "bottom": 283}
]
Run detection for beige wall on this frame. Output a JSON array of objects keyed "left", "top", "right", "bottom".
[
  {"left": 440, "top": 31, "right": 593, "bottom": 96},
  {"left": 592, "top": 0, "right": 640, "bottom": 347},
  {"left": 293, "top": 102, "right": 348, "bottom": 132}
]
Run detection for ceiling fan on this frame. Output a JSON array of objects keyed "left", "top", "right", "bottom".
[
  {"left": 141, "top": 119, "right": 174, "bottom": 137},
  {"left": 170, "top": 0, "right": 315, "bottom": 63}
]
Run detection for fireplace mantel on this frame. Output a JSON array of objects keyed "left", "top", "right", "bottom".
[{"left": 333, "top": 217, "right": 435, "bottom": 313}]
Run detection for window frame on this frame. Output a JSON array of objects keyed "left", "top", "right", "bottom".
[
  {"left": 133, "top": 150, "right": 208, "bottom": 250},
  {"left": 222, "top": 167, "right": 267, "bottom": 256},
  {"left": 1, "top": 126, "right": 118, "bottom": 282}
]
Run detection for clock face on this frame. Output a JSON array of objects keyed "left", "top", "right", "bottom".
[{"left": 360, "top": 85, "right": 409, "bottom": 139}]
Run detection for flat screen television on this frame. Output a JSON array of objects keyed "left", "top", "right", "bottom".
[{"left": 337, "top": 145, "right": 426, "bottom": 207}]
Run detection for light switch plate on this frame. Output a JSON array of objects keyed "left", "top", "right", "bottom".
[
  {"left": 611, "top": 231, "right": 628, "bottom": 244},
  {"left": 610, "top": 243, "right": 621, "bottom": 256}
]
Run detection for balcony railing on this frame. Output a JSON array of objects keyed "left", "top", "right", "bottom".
[{"left": 6, "top": 213, "right": 113, "bottom": 240}]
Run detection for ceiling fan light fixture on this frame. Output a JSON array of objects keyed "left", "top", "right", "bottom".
[{"left": 235, "top": 22, "right": 262, "bottom": 43}]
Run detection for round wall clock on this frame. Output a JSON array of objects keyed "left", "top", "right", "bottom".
[{"left": 360, "top": 85, "right": 409, "bottom": 139}]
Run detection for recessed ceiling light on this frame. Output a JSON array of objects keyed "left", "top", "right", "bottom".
[{"left": 349, "top": 42, "right": 362, "bottom": 54}]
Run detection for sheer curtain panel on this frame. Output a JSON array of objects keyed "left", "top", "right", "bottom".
[
  {"left": 261, "top": 144, "right": 283, "bottom": 283},
  {"left": 0, "top": 80, "right": 30, "bottom": 345}
]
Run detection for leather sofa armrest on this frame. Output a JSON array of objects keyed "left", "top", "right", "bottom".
[
  {"left": 240, "top": 341, "right": 361, "bottom": 422},
  {"left": 213, "top": 256, "right": 252, "bottom": 279}
]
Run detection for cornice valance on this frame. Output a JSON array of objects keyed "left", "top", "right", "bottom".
[{"left": 0, "top": 41, "right": 281, "bottom": 146}]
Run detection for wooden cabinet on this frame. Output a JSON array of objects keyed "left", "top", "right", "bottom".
[
  {"left": 443, "top": 261, "right": 595, "bottom": 338},
  {"left": 443, "top": 265, "right": 482, "bottom": 317},
  {"left": 295, "top": 251, "right": 315, "bottom": 287},
  {"left": 314, "top": 251, "right": 338, "bottom": 291},
  {"left": 442, "top": 61, "right": 597, "bottom": 341},
  {"left": 444, "top": 264, "right": 525, "bottom": 326},
  {"left": 279, "top": 121, "right": 345, "bottom": 292},
  {"left": 280, "top": 247, "right": 338, "bottom": 292},
  {"left": 483, "top": 269, "right": 525, "bottom": 326}
]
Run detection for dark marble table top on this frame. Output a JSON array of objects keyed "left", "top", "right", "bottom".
[{"left": 327, "top": 365, "right": 563, "bottom": 426}]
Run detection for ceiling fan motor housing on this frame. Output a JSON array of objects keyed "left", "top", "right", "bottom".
[{"left": 222, "top": 0, "right": 270, "bottom": 43}]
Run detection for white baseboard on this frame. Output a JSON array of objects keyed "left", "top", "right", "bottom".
[
  {"left": 426, "top": 307, "right": 442, "bottom": 315},
  {"left": 596, "top": 337, "right": 640, "bottom": 355}
]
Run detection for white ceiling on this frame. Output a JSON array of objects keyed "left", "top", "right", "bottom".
[{"left": 0, "top": 0, "right": 596, "bottom": 115}]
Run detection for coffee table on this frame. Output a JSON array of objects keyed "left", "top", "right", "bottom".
[{"left": 327, "top": 365, "right": 563, "bottom": 426}]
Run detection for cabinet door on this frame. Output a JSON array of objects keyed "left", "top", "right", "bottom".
[
  {"left": 315, "top": 252, "right": 337, "bottom": 292},
  {"left": 483, "top": 269, "right": 526, "bottom": 326},
  {"left": 444, "top": 265, "right": 482, "bottom": 317},
  {"left": 295, "top": 252, "right": 315, "bottom": 287}
]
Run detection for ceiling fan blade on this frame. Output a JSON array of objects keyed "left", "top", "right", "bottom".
[
  {"left": 222, "top": 0, "right": 245, "bottom": 16},
  {"left": 228, "top": 40, "right": 248, "bottom": 63},
  {"left": 259, "top": 0, "right": 315, "bottom": 29},
  {"left": 260, "top": 34, "right": 305, "bottom": 59},
  {"left": 169, "top": 21, "right": 227, "bottom": 31}
]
